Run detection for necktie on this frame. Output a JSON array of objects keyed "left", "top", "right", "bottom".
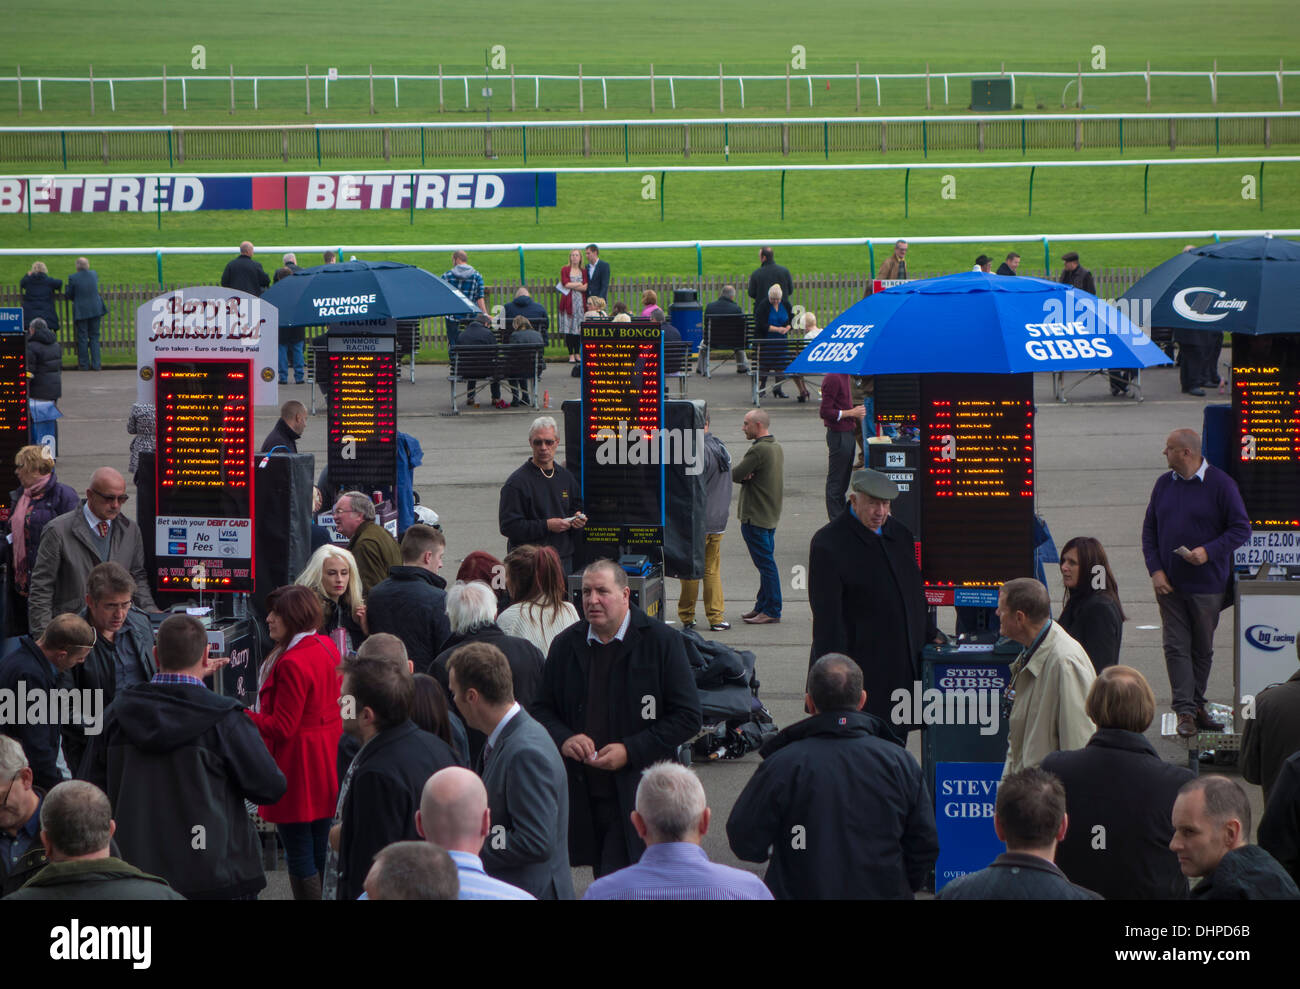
[
  {"left": 478, "top": 741, "right": 493, "bottom": 774},
  {"left": 96, "top": 521, "right": 109, "bottom": 538}
]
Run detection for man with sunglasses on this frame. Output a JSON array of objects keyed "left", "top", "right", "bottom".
[
  {"left": 27, "top": 467, "right": 157, "bottom": 637},
  {"left": 498, "top": 416, "right": 586, "bottom": 577}
]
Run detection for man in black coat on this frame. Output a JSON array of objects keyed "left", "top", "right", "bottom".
[
  {"left": 1173, "top": 776, "right": 1300, "bottom": 899},
  {"left": 1041, "top": 666, "right": 1193, "bottom": 899},
  {"left": 62, "top": 562, "right": 157, "bottom": 773},
  {"left": 505, "top": 316, "right": 545, "bottom": 406},
  {"left": 532, "top": 560, "right": 700, "bottom": 877},
  {"left": 80, "top": 615, "right": 287, "bottom": 900},
  {"left": 704, "top": 284, "right": 749, "bottom": 372},
  {"left": 996, "top": 252, "right": 1020, "bottom": 276},
  {"left": 457, "top": 314, "right": 503, "bottom": 407},
  {"left": 937, "top": 767, "right": 1101, "bottom": 900},
  {"left": 260, "top": 400, "right": 307, "bottom": 454},
  {"left": 1242, "top": 646, "right": 1300, "bottom": 801},
  {"left": 366, "top": 524, "right": 451, "bottom": 674},
  {"left": 498, "top": 415, "right": 585, "bottom": 574},
  {"left": 335, "top": 650, "right": 459, "bottom": 901},
  {"left": 727, "top": 653, "right": 938, "bottom": 899},
  {"left": 747, "top": 246, "right": 793, "bottom": 313},
  {"left": 1259, "top": 750, "right": 1300, "bottom": 885},
  {"left": 0, "top": 615, "right": 96, "bottom": 791},
  {"left": 503, "top": 287, "right": 551, "bottom": 343},
  {"left": 808, "top": 469, "right": 934, "bottom": 736},
  {"left": 431, "top": 581, "right": 544, "bottom": 764},
  {"left": 220, "top": 241, "right": 270, "bottom": 297}
]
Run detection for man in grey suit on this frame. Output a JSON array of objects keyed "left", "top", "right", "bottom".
[
  {"left": 65, "top": 257, "right": 108, "bottom": 371},
  {"left": 447, "top": 641, "right": 574, "bottom": 900},
  {"left": 27, "top": 467, "right": 157, "bottom": 637}
]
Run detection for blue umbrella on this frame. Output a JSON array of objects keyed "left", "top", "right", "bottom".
[
  {"left": 261, "top": 259, "right": 479, "bottom": 328},
  {"left": 785, "top": 272, "right": 1172, "bottom": 375},
  {"left": 1120, "top": 235, "right": 1300, "bottom": 335}
]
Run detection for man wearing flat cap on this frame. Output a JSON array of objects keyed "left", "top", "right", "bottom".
[
  {"left": 808, "top": 469, "right": 936, "bottom": 738},
  {"left": 1057, "top": 252, "right": 1096, "bottom": 296}
]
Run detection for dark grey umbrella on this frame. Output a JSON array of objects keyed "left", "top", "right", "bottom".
[
  {"left": 1121, "top": 236, "right": 1300, "bottom": 335},
  {"left": 261, "top": 259, "right": 479, "bottom": 329}
]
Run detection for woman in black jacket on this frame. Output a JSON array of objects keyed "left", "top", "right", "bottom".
[
  {"left": 1058, "top": 535, "right": 1125, "bottom": 673},
  {"left": 26, "top": 318, "right": 64, "bottom": 452},
  {"left": 20, "top": 262, "right": 61, "bottom": 332}
]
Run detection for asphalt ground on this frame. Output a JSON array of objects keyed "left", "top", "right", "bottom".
[{"left": 47, "top": 353, "right": 1260, "bottom": 899}]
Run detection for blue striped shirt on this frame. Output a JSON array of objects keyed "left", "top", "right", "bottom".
[
  {"left": 449, "top": 850, "right": 535, "bottom": 900},
  {"left": 583, "top": 842, "right": 774, "bottom": 900},
  {"left": 151, "top": 673, "right": 206, "bottom": 687}
]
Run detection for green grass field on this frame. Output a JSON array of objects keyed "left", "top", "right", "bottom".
[
  {"left": 4, "top": 149, "right": 1297, "bottom": 287},
  {"left": 1, "top": 0, "right": 1298, "bottom": 123},
  {"left": 3, "top": 0, "right": 1297, "bottom": 318}
]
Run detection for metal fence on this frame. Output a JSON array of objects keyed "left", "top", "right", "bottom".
[
  {"left": 0, "top": 266, "right": 1153, "bottom": 358},
  {"left": 3, "top": 112, "right": 1299, "bottom": 168},
  {"left": 3, "top": 61, "right": 1297, "bottom": 117}
]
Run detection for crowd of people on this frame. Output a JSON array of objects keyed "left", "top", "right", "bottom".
[{"left": 2, "top": 243, "right": 1296, "bottom": 903}]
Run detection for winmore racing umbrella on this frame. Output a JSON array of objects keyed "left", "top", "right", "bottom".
[{"left": 261, "top": 259, "right": 479, "bottom": 328}]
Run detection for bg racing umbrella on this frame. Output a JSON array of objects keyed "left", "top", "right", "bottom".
[
  {"left": 1119, "top": 236, "right": 1300, "bottom": 336},
  {"left": 785, "top": 271, "right": 1172, "bottom": 376},
  {"left": 261, "top": 259, "right": 479, "bottom": 328}
]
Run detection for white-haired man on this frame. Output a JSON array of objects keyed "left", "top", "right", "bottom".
[
  {"left": 585, "top": 762, "right": 771, "bottom": 899},
  {"left": 498, "top": 415, "right": 586, "bottom": 575},
  {"left": 431, "top": 581, "right": 545, "bottom": 765}
]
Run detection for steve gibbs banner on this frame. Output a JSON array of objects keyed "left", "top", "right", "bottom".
[{"left": 0, "top": 172, "right": 558, "bottom": 212}]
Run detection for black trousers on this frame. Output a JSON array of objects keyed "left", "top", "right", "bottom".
[
  {"left": 590, "top": 795, "right": 632, "bottom": 879},
  {"left": 1179, "top": 343, "right": 1211, "bottom": 391},
  {"left": 825, "top": 429, "right": 856, "bottom": 521}
]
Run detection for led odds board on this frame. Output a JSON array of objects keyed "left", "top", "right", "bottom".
[
  {"left": 0, "top": 309, "right": 28, "bottom": 530},
  {"left": 326, "top": 334, "right": 398, "bottom": 493},
  {"left": 1232, "top": 335, "right": 1300, "bottom": 566},
  {"left": 154, "top": 360, "right": 254, "bottom": 592},
  {"left": 920, "top": 374, "right": 1036, "bottom": 607},
  {"left": 580, "top": 320, "right": 664, "bottom": 547}
]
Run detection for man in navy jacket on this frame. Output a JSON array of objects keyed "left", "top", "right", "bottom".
[
  {"left": 1141, "top": 428, "right": 1250, "bottom": 737},
  {"left": 0, "top": 615, "right": 96, "bottom": 791}
]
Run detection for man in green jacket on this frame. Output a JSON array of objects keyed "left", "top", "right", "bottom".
[
  {"left": 3, "top": 781, "right": 183, "bottom": 900},
  {"left": 732, "top": 409, "right": 784, "bottom": 625},
  {"left": 334, "top": 491, "right": 403, "bottom": 598}
]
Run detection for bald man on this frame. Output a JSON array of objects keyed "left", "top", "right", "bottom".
[
  {"left": 27, "top": 467, "right": 157, "bottom": 636},
  {"left": 1142, "top": 429, "right": 1250, "bottom": 737},
  {"left": 415, "top": 768, "right": 534, "bottom": 900},
  {"left": 220, "top": 240, "right": 270, "bottom": 297}
]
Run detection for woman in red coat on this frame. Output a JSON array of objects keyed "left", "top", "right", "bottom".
[{"left": 249, "top": 584, "right": 342, "bottom": 900}]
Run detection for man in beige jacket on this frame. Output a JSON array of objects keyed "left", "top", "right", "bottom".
[{"left": 998, "top": 578, "right": 1096, "bottom": 777}]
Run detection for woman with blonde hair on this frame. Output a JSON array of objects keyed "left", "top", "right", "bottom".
[
  {"left": 21, "top": 261, "right": 62, "bottom": 333},
  {"left": 496, "top": 544, "right": 579, "bottom": 655},
  {"left": 559, "top": 248, "right": 588, "bottom": 365},
  {"left": 295, "top": 543, "right": 368, "bottom": 654}
]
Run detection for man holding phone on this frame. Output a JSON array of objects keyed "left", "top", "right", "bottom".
[
  {"left": 1141, "top": 428, "right": 1251, "bottom": 738},
  {"left": 499, "top": 416, "right": 586, "bottom": 576}
]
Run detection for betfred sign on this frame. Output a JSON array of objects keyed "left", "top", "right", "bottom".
[{"left": 0, "top": 172, "right": 558, "bottom": 212}]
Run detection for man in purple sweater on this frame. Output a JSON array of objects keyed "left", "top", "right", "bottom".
[{"left": 1141, "top": 428, "right": 1251, "bottom": 737}]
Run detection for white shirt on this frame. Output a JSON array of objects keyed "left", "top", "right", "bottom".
[
  {"left": 587, "top": 609, "right": 632, "bottom": 645},
  {"left": 1172, "top": 457, "right": 1209, "bottom": 483},
  {"left": 485, "top": 701, "right": 522, "bottom": 752}
]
